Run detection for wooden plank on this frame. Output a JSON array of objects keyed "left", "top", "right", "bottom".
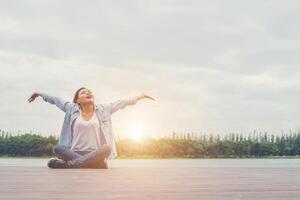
[{"left": 0, "top": 160, "right": 300, "bottom": 199}]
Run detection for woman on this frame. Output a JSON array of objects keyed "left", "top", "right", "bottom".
[{"left": 27, "top": 87, "right": 155, "bottom": 169}]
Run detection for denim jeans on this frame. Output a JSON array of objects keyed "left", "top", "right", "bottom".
[{"left": 52, "top": 144, "right": 111, "bottom": 168}]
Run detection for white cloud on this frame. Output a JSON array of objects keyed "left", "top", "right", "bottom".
[{"left": 0, "top": 0, "right": 300, "bottom": 136}]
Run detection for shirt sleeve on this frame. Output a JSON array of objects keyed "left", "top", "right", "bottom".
[
  {"left": 108, "top": 96, "right": 139, "bottom": 114},
  {"left": 41, "top": 93, "right": 73, "bottom": 112}
]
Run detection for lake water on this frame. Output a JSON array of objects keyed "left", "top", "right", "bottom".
[{"left": 1, "top": 157, "right": 300, "bottom": 168}]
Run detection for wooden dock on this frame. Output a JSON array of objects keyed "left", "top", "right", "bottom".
[{"left": 1, "top": 159, "right": 300, "bottom": 199}]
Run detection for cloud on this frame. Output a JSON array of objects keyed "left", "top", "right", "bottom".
[{"left": 0, "top": 0, "right": 300, "bottom": 136}]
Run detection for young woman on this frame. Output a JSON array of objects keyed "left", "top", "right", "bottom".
[{"left": 27, "top": 87, "right": 155, "bottom": 169}]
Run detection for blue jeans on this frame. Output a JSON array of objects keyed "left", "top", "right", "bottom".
[{"left": 52, "top": 144, "right": 111, "bottom": 168}]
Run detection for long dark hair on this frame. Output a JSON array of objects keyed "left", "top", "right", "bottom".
[{"left": 73, "top": 87, "right": 86, "bottom": 104}]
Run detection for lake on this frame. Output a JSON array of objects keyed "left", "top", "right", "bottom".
[{"left": 1, "top": 157, "right": 300, "bottom": 168}]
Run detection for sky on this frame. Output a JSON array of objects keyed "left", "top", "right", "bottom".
[{"left": 0, "top": 0, "right": 300, "bottom": 139}]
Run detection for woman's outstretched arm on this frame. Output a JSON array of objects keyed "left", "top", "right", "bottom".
[
  {"left": 108, "top": 93, "right": 155, "bottom": 115},
  {"left": 27, "top": 91, "right": 73, "bottom": 112}
]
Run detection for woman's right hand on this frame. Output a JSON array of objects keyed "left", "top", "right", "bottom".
[{"left": 27, "top": 91, "right": 43, "bottom": 103}]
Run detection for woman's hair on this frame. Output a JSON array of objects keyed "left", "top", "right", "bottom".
[{"left": 73, "top": 87, "right": 86, "bottom": 104}]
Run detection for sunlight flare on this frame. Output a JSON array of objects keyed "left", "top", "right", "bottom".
[{"left": 129, "top": 128, "right": 143, "bottom": 142}]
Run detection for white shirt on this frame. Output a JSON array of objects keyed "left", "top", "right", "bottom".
[
  {"left": 70, "top": 111, "right": 101, "bottom": 151},
  {"left": 42, "top": 93, "right": 140, "bottom": 159}
]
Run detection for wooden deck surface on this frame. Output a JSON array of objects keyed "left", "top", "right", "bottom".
[{"left": 1, "top": 159, "right": 300, "bottom": 199}]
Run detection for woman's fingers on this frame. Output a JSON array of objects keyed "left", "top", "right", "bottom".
[
  {"left": 27, "top": 93, "right": 37, "bottom": 103},
  {"left": 144, "top": 94, "right": 155, "bottom": 101},
  {"left": 27, "top": 95, "right": 33, "bottom": 102},
  {"left": 27, "top": 95, "right": 34, "bottom": 103},
  {"left": 148, "top": 96, "right": 155, "bottom": 101}
]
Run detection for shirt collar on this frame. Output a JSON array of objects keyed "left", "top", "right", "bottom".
[{"left": 72, "top": 103, "right": 99, "bottom": 114}]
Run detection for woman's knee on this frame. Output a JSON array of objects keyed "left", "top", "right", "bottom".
[{"left": 52, "top": 144, "right": 65, "bottom": 155}]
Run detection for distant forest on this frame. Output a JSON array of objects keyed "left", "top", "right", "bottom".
[{"left": 1, "top": 130, "right": 300, "bottom": 158}]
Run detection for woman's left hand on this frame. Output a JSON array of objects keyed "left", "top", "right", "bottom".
[{"left": 139, "top": 93, "right": 156, "bottom": 101}]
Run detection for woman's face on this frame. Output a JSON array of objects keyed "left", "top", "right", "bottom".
[{"left": 76, "top": 88, "right": 94, "bottom": 105}]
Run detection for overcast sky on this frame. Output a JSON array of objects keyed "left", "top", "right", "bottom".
[{"left": 1, "top": 0, "right": 300, "bottom": 138}]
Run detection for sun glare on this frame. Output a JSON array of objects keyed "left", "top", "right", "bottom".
[{"left": 130, "top": 128, "right": 143, "bottom": 142}]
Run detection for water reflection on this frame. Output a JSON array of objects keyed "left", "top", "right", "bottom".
[{"left": 0, "top": 158, "right": 300, "bottom": 168}]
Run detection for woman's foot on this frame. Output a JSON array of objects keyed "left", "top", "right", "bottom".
[
  {"left": 47, "top": 158, "right": 69, "bottom": 169},
  {"left": 47, "top": 158, "right": 58, "bottom": 168},
  {"left": 101, "top": 159, "right": 108, "bottom": 169}
]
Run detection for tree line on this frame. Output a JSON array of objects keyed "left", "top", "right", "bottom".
[{"left": 1, "top": 130, "right": 300, "bottom": 158}]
